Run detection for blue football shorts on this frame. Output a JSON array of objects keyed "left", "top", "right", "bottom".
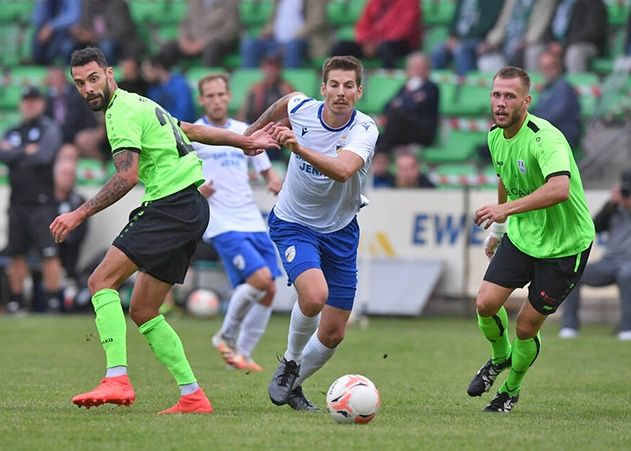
[
  {"left": 268, "top": 208, "right": 359, "bottom": 311},
  {"left": 210, "top": 231, "right": 281, "bottom": 288}
]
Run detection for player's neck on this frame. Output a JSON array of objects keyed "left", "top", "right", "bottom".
[
  {"left": 321, "top": 106, "right": 353, "bottom": 129},
  {"left": 503, "top": 112, "right": 528, "bottom": 139}
]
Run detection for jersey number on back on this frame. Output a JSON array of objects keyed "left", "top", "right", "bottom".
[{"left": 154, "top": 107, "right": 193, "bottom": 157}]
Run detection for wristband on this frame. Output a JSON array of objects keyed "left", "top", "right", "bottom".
[{"left": 490, "top": 221, "right": 507, "bottom": 237}]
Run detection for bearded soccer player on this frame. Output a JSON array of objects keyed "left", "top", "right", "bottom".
[
  {"left": 467, "top": 66, "right": 594, "bottom": 412},
  {"left": 49, "top": 47, "right": 278, "bottom": 414}
]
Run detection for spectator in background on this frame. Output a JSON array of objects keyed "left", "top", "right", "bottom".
[
  {"left": 376, "top": 52, "right": 439, "bottom": 153},
  {"left": 0, "top": 87, "right": 64, "bottom": 313},
  {"left": 116, "top": 56, "right": 149, "bottom": 97},
  {"left": 54, "top": 147, "right": 88, "bottom": 283},
  {"left": 44, "top": 66, "right": 106, "bottom": 161},
  {"left": 547, "top": 0, "right": 608, "bottom": 73},
  {"left": 431, "top": 0, "right": 503, "bottom": 75},
  {"left": 71, "top": 0, "right": 145, "bottom": 65},
  {"left": 560, "top": 169, "right": 631, "bottom": 341},
  {"left": 531, "top": 50, "right": 581, "bottom": 151},
  {"left": 238, "top": 55, "right": 294, "bottom": 160},
  {"left": 158, "top": 0, "right": 239, "bottom": 67},
  {"left": 477, "top": 0, "right": 557, "bottom": 73},
  {"left": 32, "top": 0, "right": 82, "bottom": 65},
  {"left": 393, "top": 151, "right": 434, "bottom": 188},
  {"left": 241, "top": 0, "right": 331, "bottom": 69},
  {"left": 330, "top": 0, "right": 421, "bottom": 69},
  {"left": 143, "top": 55, "right": 196, "bottom": 123},
  {"left": 371, "top": 151, "right": 394, "bottom": 188}
]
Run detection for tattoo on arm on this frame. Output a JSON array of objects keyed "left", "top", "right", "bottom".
[{"left": 79, "top": 150, "right": 138, "bottom": 217}]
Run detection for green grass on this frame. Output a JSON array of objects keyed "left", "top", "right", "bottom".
[{"left": 1, "top": 314, "right": 630, "bottom": 450}]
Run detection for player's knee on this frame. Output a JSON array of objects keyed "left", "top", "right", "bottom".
[
  {"left": 259, "top": 282, "right": 276, "bottom": 307},
  {"left": 319, "top": 327, "right": 345, "bottom": 348},
  {"left": 128, "top": 304, "right": 157, "bottom": 327},
  {"left": 87, "top": 272, "right": 104, "bottom": 295},
  {"left": 475, "top": 296, "right": 499, "bottom": 317},
  {"left": 515, "top": 318, "right": 539, "bottom": 340}
]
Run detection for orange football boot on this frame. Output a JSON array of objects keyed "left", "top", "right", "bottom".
[
  {"left": 158, "top": 388, "right": 214, "bottom": 415},
  {"left": 72, "top": 375, "right": 135, "bottom": 409}
]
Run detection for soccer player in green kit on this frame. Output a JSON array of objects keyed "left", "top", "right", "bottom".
[
  {"left": 467, "top": 66, "right": 595, "bottom": 413},
  {"left": 49, "top": 47, "right": 279, "bottom": 414}
]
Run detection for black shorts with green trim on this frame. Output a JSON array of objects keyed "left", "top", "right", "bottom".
[
  {"left": 113, "top": 185, "right": 209, "bottom": 285},
  {"left": 483, "top": 235, "right": 592, "bottom": 315}
]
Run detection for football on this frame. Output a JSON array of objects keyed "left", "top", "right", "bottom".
[
  {"left": 186, "top": 288, "right": 220, "bottom": 318},
  {"left": 326, "top": 374, "right": 380, "bottom": 424}
]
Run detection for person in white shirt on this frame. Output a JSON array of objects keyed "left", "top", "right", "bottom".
[
  {"left": 191, "top": 74, "right": 282, "bottom": 372},
  {"left": 245, "top": 56, "right": 378, "bottom": 411}
]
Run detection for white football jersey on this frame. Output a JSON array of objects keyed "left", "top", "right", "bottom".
[
  {"left": 191, "top": 117, "right": 272, "bottom": 239},
  {"left": 274, "top": 95, "right": 378, "bottom": 232}
]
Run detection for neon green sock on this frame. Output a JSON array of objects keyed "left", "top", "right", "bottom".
[
  {"left": 139, "top": 314, "right": 196, "bottom": 385},
  {"left": 92, "top": 288, "right": 127, "bottom": 368},
  {"left": 477, "top": 306, "right": 511, "bottom": 364},
  {"left": 501, "top": 334, "right": 541, "bottom": 396}
]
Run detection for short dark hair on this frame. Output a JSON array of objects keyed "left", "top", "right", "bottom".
[
  {"left": 493, "top": 66, "right": 531, "bottom": 92},
  {"left": 69, "top": 47, "right": 109, "bottom": 71},
  {"left": 198, "top": 73, "right": 230, "bottom": 95},
  {"left": 322, "top": 56, "right": 363, "bottom": 86}
]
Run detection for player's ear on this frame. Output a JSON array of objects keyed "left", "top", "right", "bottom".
[
  {"left": 356, "top": 84, "right": 363, "bottom": 100},
  {"left": 320, "top": 82, "right": 326, "bottom": 98}
]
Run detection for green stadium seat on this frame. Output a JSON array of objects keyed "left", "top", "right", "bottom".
[
  {"left": 326, "top": 0, "right": 367, "bottom": 26},
  {"left": 283, "top": 68, "right": 319, "bottom": 98},
  {"left": 239, "top": 0, "right": 274, "bottom": 27},
  {"left": 0, "top": 85, "right": 22, "bottom": 110},
  {"left": 0, "top": 162, "right": 8, "bottom": 185},
  {"left": 436, "top": 81, "right": 459, "bottom": 116},
  {"left": 605, "top": 0, "right": 630, "bottom": 27},
  {"left": 423, "top": 129, "right": 486, "bottom": 164},
  {"left": 0, "top": 0, "right": 33, "bottom": 24},
  {"left": 422, "top": 0, "right": 456, "bottom": 26},
  {"left": 0, "top": 24, "right": 24, "bottom": 67},
  {"left": 336, "top": 25, "right": 355, "bottom": 41},
  {"left": 186, "top": 67, "right": 225, "bottom": 93},
  {"left": 129, "top": 1, "right": 167, "bottom": 23},
  {"left": 456, "top": 84, "right": 490, "bottom": 116},
  {"left": 423, "top": 26, "right": 449, "bottom": 54},
  {"left": 0, "top": 110, "right": 20, "bottom": 135},
  {"left": 228, "top": 69, "right": 264, "bottom": 113},
  {"left": 9, "top": 66, "right": 48, "bottom": 88},
  {"left": 222, "top": 52, "right": 242, "bottom": 70},
  {"left": 357, "top": 71, "right": 406, "bottom": 114}
]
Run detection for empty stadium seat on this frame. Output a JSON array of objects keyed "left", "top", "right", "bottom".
[
  {"left": 283, "top": 68, "right": 319, "bottom": 98},
  {"left": 357, "top": 71, "right": 406, "bottom": 114},
  {"left": 228, "top": 69, "right": 264, "bottom": 113},
  {"left": 423, "top": 129, "right": 486, "bottom": 164},
  {"left": 422, "top": 0, "right": 456, "bottom": 26},
  {"left": 0, "top": 0, "right": 33, "bottom": 24},
  {"left": 239, "top": 0, "right": 274, "bottom": 27},
  {"left": 326, "top": 0, "right": 367, "bottom": 26}
]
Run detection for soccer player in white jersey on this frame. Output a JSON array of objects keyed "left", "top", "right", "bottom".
[
  {"left": 191, "top": 74, "right": 283, "bottom": 372},
  {"left": 244, "top": 56, "right": 378, "bottom": 411}
]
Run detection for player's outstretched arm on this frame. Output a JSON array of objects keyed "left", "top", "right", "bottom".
[
  {"left": 49, "top": 149, "right": 139, "bottom": 243},
  {"left": 244, "top": 92, "right": 303, "bottom": 136},
  {"left": 180, "top": 121, "right": 279, "bottom": 156}
]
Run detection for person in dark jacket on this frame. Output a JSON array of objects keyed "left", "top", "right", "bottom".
[
  {"left": 377, "top": 52, "right": 439, "bottom": 153},
  {"left": 0, "top": 87, "right": 64, "bottom": 313},
  {"left": 560, "top": 169, "right": 631, "bottom": 341},
  {"left": 531, "top": 50, "right": 581, "bottom": 151}
]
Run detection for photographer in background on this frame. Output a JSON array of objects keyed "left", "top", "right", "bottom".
[{"left": 560, "top": 169, "right": 631, "bottom": 341}]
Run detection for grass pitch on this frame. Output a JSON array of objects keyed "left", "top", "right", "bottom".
[{"left": 1, "top": 313, "right": 630, "bottom": 450}]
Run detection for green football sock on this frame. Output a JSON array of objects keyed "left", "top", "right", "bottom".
[
  {"left": 501, "top": 334, "right": 541, "bottom": 396},
  {"left": 92, "top": 288, "right": 127, "bottom": 368},
  {"left": 139, "top": 314, "right": 196, "bottom": 386},
  {"left": 477, "top": 306, "right": 511, "bottom": 364}
]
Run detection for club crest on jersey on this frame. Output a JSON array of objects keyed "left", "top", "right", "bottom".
[
  {"left": 285, "top": 245, "right": 296, "bottom": 263},
  {"left": 232, "top": 254, "right": 245, "bottom": 271},
  {"left": 517, "top": 159, "right": 527, "bottom": 174}
]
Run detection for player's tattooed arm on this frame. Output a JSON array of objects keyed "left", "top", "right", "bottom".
[
  {"left": 244, "top": 92, "right": 302, "bottom": 136},
  {"left": 77, "top": 149, "right": 140, "bottom": 218}
]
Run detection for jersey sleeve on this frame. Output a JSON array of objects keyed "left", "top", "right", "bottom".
[
  {"left": 106, "top": 100, "right": 143, "bottom": 154},
  {"left": 344, "top": 119, "right": 379, "bottom": 163},
  {"left": 532, "top": 129, "right": 571, "bottom": 180}
]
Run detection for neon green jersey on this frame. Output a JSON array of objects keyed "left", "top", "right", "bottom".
[
  {"left": 105, "top": 89, "right": 204, "bottom": 202},
  {"left": 488, "top": 113, "right": 594, "bottom": 258}
]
